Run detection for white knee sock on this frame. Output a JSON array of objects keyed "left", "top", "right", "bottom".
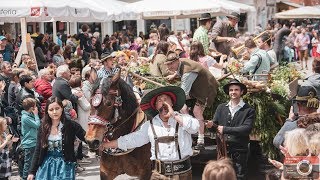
[{"left": 197, "top": 134, "right": 204, "bottom": 144}]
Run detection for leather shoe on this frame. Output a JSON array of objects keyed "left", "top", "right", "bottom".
[{"left": 194, "top": 143, "right": 205, "bottom": 150}]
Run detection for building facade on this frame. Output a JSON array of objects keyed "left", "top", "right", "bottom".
[{"left": 2, "top": 0, "right": 313, "bottom": 42}]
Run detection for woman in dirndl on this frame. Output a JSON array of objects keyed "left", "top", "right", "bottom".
[{"left": 27, "top": 97, "right": 86, "bottom": 180}]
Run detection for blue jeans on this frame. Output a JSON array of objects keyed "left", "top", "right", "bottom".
[{"left": 23, "top": 147, "right": 35, "bottom": 180}]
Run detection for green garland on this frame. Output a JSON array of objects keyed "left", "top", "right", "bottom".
[{"left": 243, "top": 92, "right": 290, "bottom": 159}]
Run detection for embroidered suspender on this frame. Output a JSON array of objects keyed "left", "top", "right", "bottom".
[{"left": 150, "top": 119, "right": 182, "bottom": 160}]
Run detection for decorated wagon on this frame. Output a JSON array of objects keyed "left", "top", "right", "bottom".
[{"left": 128, "top": 62, "right": 301, "bottom": 169}]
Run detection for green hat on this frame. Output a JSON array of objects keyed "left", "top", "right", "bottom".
[{"left": 140, "top": 86, "right": 186, "bottom": 117}]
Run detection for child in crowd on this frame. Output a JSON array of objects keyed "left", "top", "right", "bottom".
[
  {"left": 202, "top": 158, "right": 236, "bottom": 180},
  {"left": 0, "top": 116, "right": 18, "bottom": 180},
  {"left": 62, "top": 99, "right": 77, "bottom": 121},
  {"left": 21, "top": 98, "right": 40, "bottom": 180}
]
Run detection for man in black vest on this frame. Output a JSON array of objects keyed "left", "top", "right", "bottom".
[{"left": 207, "top": 79, "right": 255, "bottom": 180}]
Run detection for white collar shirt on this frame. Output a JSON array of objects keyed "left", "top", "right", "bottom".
[
  {"left": 226, "top": 99, "right": 245, "bottom": 118},
  {"left": 117, "top": 112, "right": 199, "bottom": 161}
]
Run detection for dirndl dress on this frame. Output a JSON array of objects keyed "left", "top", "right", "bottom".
[{"left": 35, "top": 132, "right": 76, "bottom": 180}]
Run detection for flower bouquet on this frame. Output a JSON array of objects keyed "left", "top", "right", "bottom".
[{"left": 227, "top": 58, "right": 243, "bottom": 74}]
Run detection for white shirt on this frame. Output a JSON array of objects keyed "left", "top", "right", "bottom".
[
  {"left": 226, "top": 99, "right": 245, "bottom": 118},
  {"left": 118, "top": 112, "right": 199, "bottom": 161},
  {"left": 267, "top": 49, "right": 277, "bottom": 64}
]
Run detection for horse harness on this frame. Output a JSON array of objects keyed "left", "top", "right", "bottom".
[
  {"left": 150, "top": 119, "right": 191, "bottom": 176},
  {"left": 88, "top": 107, "right": 145, "bottom": 155},
  {"left": 92, "top": 77, "right": 123, "bottom": 108},
  {"left": 89, "top": 77, "right": 146, "bottom": 155},
  {"left": 90, "top": 77, "right": 124, "bottom": 129}
]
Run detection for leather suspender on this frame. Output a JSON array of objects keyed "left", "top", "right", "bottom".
[
  {"left": 174, "top": 122, "right": 182, "bottom": 159},
  {"left": 252, "top": 54, "right": 263, "bottom": 74},
  {"left": 150, "top": 119, "right": 182, "bottom": 160},
  {"left": 150, "top": 119, "right": 159, "bottom": 159}
]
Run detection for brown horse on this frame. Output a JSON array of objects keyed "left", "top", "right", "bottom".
[{"left": 85, "top": 69, "right": 152, "bottom": 180}]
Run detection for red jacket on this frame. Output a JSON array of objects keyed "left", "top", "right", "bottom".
[{"left": 34, "top": 78, "right": 52, "bottom": 114}]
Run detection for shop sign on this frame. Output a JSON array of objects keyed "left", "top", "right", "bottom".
[
  {"left": 0, "top": 9, "right": 17, "bottom": 16},
  {"left": 31, "top": 7, "right": 41, "bottom": 16}
]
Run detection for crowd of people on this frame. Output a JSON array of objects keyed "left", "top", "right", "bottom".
[{"left": 0, "top": 10, "right": 319, "bottom": 180}]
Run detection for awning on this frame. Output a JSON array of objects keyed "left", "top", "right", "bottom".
[{"left": 275, "top": 6, "right": 320, "bottom": 19}]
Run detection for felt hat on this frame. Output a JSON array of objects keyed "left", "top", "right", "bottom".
[
  {"left": 100, "top": 52, "right": 117, "bottom": 62},
  {"left": 164, "top": 51, "right": 180, "bottom": 64},
  {"left": 293, "top": 85, "right": 319, "bottom": 109},
  {"left": 198, "top": 13, "right": 213, "bottom": 21},
  {"left": 140, "top": 86, "right": 186, "bottom": 117},
  {"left": 226, "top": 12, "right": 240, "bottom": 21},
  {"left": 223, "top": 79, "right": 247, "bottom": 95}
]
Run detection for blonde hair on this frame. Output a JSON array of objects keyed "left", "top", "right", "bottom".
[
  {"left": 284, "top": 128, "right": 309, "bottom": 156},
  {"left": 26, "top": 58, "right": 35, "bottom": 67},
  {"left": 202, "top": 158, "right": 236, "bottom": 180},
  {"left": 116, "top": 51, "right": 129, "bottom": 61},
  {"left": 306, "top": 123, "right": 320, "bottom": 140},
  {"left": 130, "top": 50, "right": 138, "bottom": 61},
  {"left": 0, "top": 117, "right": 6, "bottom": 134},
  {"left": 308, "top": 133, "right": 320, "bottom": 156}
]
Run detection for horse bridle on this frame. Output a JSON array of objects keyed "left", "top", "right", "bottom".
[
  {"left": 88, "top": 107, "right": 139, "bottom": 141},
  {"left": 88, "top": 77, "right": 138, "bottom": 141},
  {"left": 91, "top": 78, "right": 123, "bottom": 108}
]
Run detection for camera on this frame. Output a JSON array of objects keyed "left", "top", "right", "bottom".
[{"left": 284, "top": 156, "right": 320, "bottom": 179}]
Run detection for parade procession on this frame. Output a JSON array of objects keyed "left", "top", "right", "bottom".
[{"left": 1, "top": 0, "right": 320, "bottom": 179}]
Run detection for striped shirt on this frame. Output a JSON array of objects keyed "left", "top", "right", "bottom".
[{"left": 97, "top": 67, "right": 120, "bottom": 78}]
